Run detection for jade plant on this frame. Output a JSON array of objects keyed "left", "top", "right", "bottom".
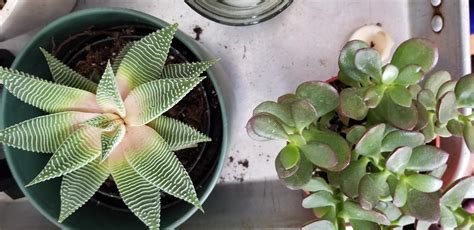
[
  {"left": 247, "top": 38, "right": 474, "bottom": 229},
  {"left": 0, "top": 24, "right": 216, "bottom": 229}
]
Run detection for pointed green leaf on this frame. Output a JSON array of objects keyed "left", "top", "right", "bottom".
[
  {"left": 406, "top": 174, "right": 442, "bottom": 193},
  {"left": 338, "top": 40, "right": 370, "bottom": 84},
  {"left": 406, "top": 145, "right": 448, "bottom": 171},
  {"left": 381, "top": 130, "right": 424, "bottom": 152},
  {"left": 381, "top": 64, "right": 399, "bottom": 85},
  {"left": 440, "top": 176, "right": 474, "bottom": 209},
  {"left": 291, "top": 99, "right": 317, "bottom": 132},
  {"left": 59, "top": 158, "right": 108, "bottom": 222},
  {"left": 162, "top": 60, "right": 217, "bottom": 79},
  {"left": 302, "top": 177, "right": 333, "bottom": 193},
  {"left": 0, "top": 112, "right": 97, "bottom": 153},
  {"left": 391, "top": 38, "right": 438, "bottom": 72},
  {"left": 393, "top": 180, "right": 408, "bottom": 207},
  {"left": 100, "top": 123, "right": 126, "bottom": 161},
  {"left": 295, "top": 81, "right": 339, "bottom": 118},
  {"left": 423, "top": 71, "right": 451, "bottom": 95},
  {"left": 112, "top": 42, "right": 134, "bottom": 74},
  {"left": 437, "top": 91, "right": 458, "bottom": 124},
  {"left": 394, "top": 64, "right": 423, "bottom": 86},
  {"left": 346, "top": 125, "right": 367, "bottom": 145},
  {"left": 0, "top": 67, "right": 102, "bottom": 113},
  {"left": 464, "top": 122, "right": 474, "bottom": 152},
  {"left": 246, "top": 113, "right": 289, "bottom": 141},
  {"left": 253, "top": 101, "right": 294, "bottom": 126},
  {"left": 455, "top": 74, "right": 474, "bottom": 107},
  {"left": 278, "top": 144, "right": 300, "bottom": 170},
  {"left": 388, "top": 85, "right": 412, "bottom": 107},
  {"left": 148, "top": 116, "right": 210, "bottom": 151},
  {"left": 300, "top": 141, "right": 338, "bottom": 169},
  {"left": 406, "top": 189, "right": 440, "bottom": 222},
  {"left": 110, "top": 153, "right": 161, "bottom": 229},
  {"left": 340, "top": 88, "right": 368, "bottom": 120},
  {"left": 82, "top": 113, "right": 121, "bottom": 131},
  {"left": 124, "top": 77, "right": 205, "bottom": 126},
  {"left": 303, "top": 129, "right": 351, "bottom": 171},
  {"left": 386, "top": 147, "right": 412, "bottom": 174},
  {"left": 355, "top": 124, "right": 385, "bottom": 157},
  {"left": 40, "top": 48, "right": 97, "bottom": 93},
  {"left": 341, "top": 201, "right": 390, "bottom": 225},
  {"left": 302, "top": 220, "right": 335, "bottom": 230},
  {"left": 116, "top": 24, "right": 178, "bottom": 95},
  {"left": 359, "top": 173, "right": 390, "bottom": 210},
  {"left": 115, "top": 125, "right": 200, "bottom": 208},
  {"left": 417, "top": 89, "right": 436, "bottom": 110},
  {"left": 302, "top": 191, "right": 337, "bottom": 208},
  {"left": 27, "top": 126, "right": 102, "bottom": 186},
  {"left": 96, "top": 62, "right": 126, "bottom": 117},
  {"left": 354, "top": 48, "right": 382, "bottom": 81}
]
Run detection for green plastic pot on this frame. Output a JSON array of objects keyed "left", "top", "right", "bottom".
[{"left": 1, "top": 8, "right": 229, "bottom": 229}]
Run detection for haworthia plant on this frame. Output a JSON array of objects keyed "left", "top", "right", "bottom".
[
  {"left": 247, "top": 38, "right": 474, "bottom": 229},
  {"left": 0, "top": 24, "right": 216, "bottom": 229}
]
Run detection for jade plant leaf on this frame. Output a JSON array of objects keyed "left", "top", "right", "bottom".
[
  {"left": 253, "top": 101, "right": 294, "bottom": 126},
  {"left": 436, "top": 80, "right": 456, "bottom": 100},
  {"left": 302, "top": 177, "right": 333, "bottom": 193},
  {"left": 340, "top": 88, "right": 368, "bottom": 120},
  {"left": 405, "top": 189, "right": 440, "bottom": 223},
  {"left": 100, "top": 123, "right": 126, "bottom": 161},
  {"left": 440, "top": 176, "right": 474, "bottom": 209},
  {"left": 278, "top": 144, "right": 300, "bottom": 170},
  {"left": 162, "top": 60, "right": 217, "bottom": 79},
  {"left": 341, "top": 201, "right": 390, "bottom": 225},
  {"left": 364, "top": 85, "right": 385, "bottom": 108},
  {"left": 346, "top": 125, "right": 367, "bottom": 145},
  {"left": 391, "top": 38, "right": 438, "bottom": 72},
  {"left": 119, "top": 126, "right": 201, "bottom": 208},
  {"left": 295, "top": 81, "right": 339, "bottom": 117},
  {"left": 393, "top": 180, "right": 408, "bottom": 207},
  {"left": 417, "top": 89, "right": 437, "bottom": 110},
  {"left": 96, "top": 62, "right": 126, "bottom": 117},
  {"left": 421, "top": 114, "right": 436, "bottom": 142},
  {"left": 437, "top": 91, "right": 458, "bottom": 124},
  {"left": 388, "top": 85, "right": 412, "bottom": 108},
  {"left": 110, "top": 152, "right": 161, "bottom": 229},
  {"left": 386, "top": 147, "right": 412, "bottom": 174},
  {"left": 423, "top": 70, "right": 451, "bottom": 95},
  {"left": 300, "top": 141, "right": 338, "bottom": 169},
  {"left": 302, "top": 220, "right": 335, "bottom": 230},
  {"left": 124, "top": 77, "right": 205, "bottom": 126},
  {"left": 408, "top": 84, "right": 422, "bottom": 99},
  {"left": 349, "top": 219, "right": 381, "bottom": 230},
  {"left": 303, "top": 129, "right": 351, "bottom": 171},
  {"left": 148, "top": 116, "right": 211, "bottom": 151},
  {"left": 455, "top": 74, "right": 474, "bottom": 107},
  {"left": 302, "top": 190, "right": 337, "bottom": 208},
  {"left": 338, "top": 69, "right": 360, "bottom": 87},
  {"left": 27, "top": 126, "right": 102, "bottom": 186},
  {"left": 275, "top": 149, "right": 313, "bottom": 189},
  {"left": 0, "top": 111, "right": 96, "bottom": 153},
  {"left": 381, "top": 130, "right": 424, "bottom": 152},
  {"left": 354, "top": 48, "right": 382, "bottom": 81},
  {"left": 355, "top": 124, "right": 385, "bottom": 157},
  {"left": 414, "top": 101, "right": 429, "bottom": 131},
  {"left": 0, "top": 67, "right": 102, "bottom": 113},
  {"left": 116, "top": 24, "right": 177, "bottom": 96},
  {"left": 359, "top": 173, "right": 390, "bottom": 210},
  {"left": 381, "top": 64, "right": 399, "bottom": 85},
  {"left": 464, "top": 122, "right": 474, "bottom": 152},
  {"left": 246, "top": 113, "right": 289, "bottom": 141},
  {"left": 429, "top": 164, "right": 447, "bottom": 178},
  {"left": 339, "top": 158, "right": 369, "bottom": 198},
  {"left": 59, "top": 158, "right": 108, "bottom": 222},
  {"left": 291, "top": 99, "right": 317, "bottom": 132},
  {"left": 439, "top": 205, "right": 457, "bottom": 228},
  {"left": 338, "top": 40, "right": 370, "bottom": 84},
  {"left": 375, "top": 201, "right": 402, "bottom": 221},
  {"left": 405, "top": 174, "right": 442, "bottom": 193},
  {"left": 111, "top": 42, "right": 134, "bottom": 74},
  {"left": 394, "top": 64, "right": 423, "bottom": 86},
  {"left": 40, "top": 48, "right": 97, "bottom": 93},
  {"left": 375, "top": 95, "right": 418, "bottom": 130},
  {"left": 406, "top": 146, "right": 448, "bottom": 171}
]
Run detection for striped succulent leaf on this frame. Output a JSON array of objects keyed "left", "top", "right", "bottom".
[
  {"left": 40, "top": 48, "right": 97, "bottom": 93},
  {"left": 82, "top": 113, "right": 120, "bottom": 131},
  {"left": 101, "top": 123, "right": 126, "bottom": 161},
  {"left": 27, "top": 126, "right": 102, "bottom": 186},
  {"left": 0, "top": 111, "right": 97, "bottom": 153},
  {"left": 0, "top": 67, "right": 102, "bottom": 113},
  {"left": 124, "top": 77, "right": 205, "bottom": 126},
  {"left": 116, "top": 24, "right": 178, "bottom": 97},
  {"left": 110, "top": 152, "right": 161, "bottom": 229},
  {"left": 162, "top": 60, "right": 217, "bottom": 79},
  {"left": 112, "top": 125, "right": 201, "bottom": 208},
  {"left": 59, "top": 158, "right": 109, "bottom": 222},
  {"left": 112, "top": 42, "right": 135, "bottom": 74},
  {"left": 96, "top": 62, "right": 126, "bottom": 117},
  {"left": 148, "top": 116, "right": 211, "bottom": 151}
]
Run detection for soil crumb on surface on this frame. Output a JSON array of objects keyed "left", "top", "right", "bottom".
[
  {"left": 238, "top": 159, "right": 249, "bottom": 168},
  {"left": 193, "top": 26, "right": 203, "bottom": 40}
]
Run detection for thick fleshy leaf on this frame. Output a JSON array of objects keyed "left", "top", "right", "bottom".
[
  {"left": 346, "top": 125, "right": 367, "bottom": 145},
  {"left": 436, "top": 80, "right": 456, "bottom": 100},
  {"left": 437, "top": 91, "right": 458, "bottom": 124},
  {"left": 439, "top": 205, "right": 457, "bottom": 228},
  {"left": 350, "top": 219, "right": 380, "bottom": 230},
  {"left": 82, "top": 113, "right": 121, "bottom": 131},
  {"left": 110, "top": 153, "right": 161, "bottom": 229},
  {"left": 391, "top": 38, "right": 438, "bottom": 72},
  {"left": 116, "top": 24, "right": 177, "bottom": 96},
  {"left": 340, "top": 88, "right": 368, "bottom": 120},
  {"left": 338, "top": 40, "right": 370, "bottom": 84},
  {"left": 246, "top": 113, "right": 289, "bottom": 141},
  {"left": 386, "top": 147, "right": 412, "bottom": 174},
  {"left": 381, "top": 130, "right": 424, "bottom": 152},
  {"left": 406, "top": 174, "right": 442, "bottom": 193},
  {"left": 96, "top": 62, "right": 126, "bottom": 117},
  {"left": 359, "top": 173, "right": 390, "bottom": 210},
  {"left": 381, "top": 64, "right": 399, "bottom": 85},
  {"left": 275, "top": 151, "right": 313, "bottom": 189},
  {"left": 338, "top": 69, "right": 360, "bottom": 87},
  {"left": 394, "top": 64, "right": 423, "bottom": 86},
  {"left": 355, "top": 124, "right": 385, "bottom": 157},
  {"left": 291, "top": 99, "right": 317, "bottom": 132},
  {"left": 339, "top": 158, "right": 369, "bottom": 198},
  {"left": 455, "top": 74, "right": 474, "bottom": 107},
  {"left": 302, "top": 191, "right": 337, "bottom": 208},
  {"left": 393, "top": 179, "right": 408, "bottom": 207},
  {"left": 364, "top": 85, "right": 385, "bottom": 108},
  {"left": 27, "top": 126, "right": 102, "bottom": 186},
  {"left": 375, "top": 95, "right": 418, "bottom": 130},
  {"left": 464, "top": 122, "right": 474, "bottom": 152},
  {"left": 429, "top": 164, "right": 447, "bottom": 178},
  {"left": 302, "top": 220, "right": 335, "bottom": 230},
  {"left": 300, "top": 141, "right": 338, "bottom": 169},
  {"left": 440, "top": 176, "right": 474, "bottom": 209},
  {"left": 303, "top": 129, "right": 351, "bottom": 171},
  {"left": 423, "top": 71, "right": 451, "bottom": 95},
  {"left": 408, "top": 84, "right": 422, "bottom": 99},
  {"left": 295, "top": 81, "right": 339, "bottom": 117},
  {"left": 388, "top": 85, "right": 412, "bottom": 107},
  {"left": 40, "top": 48, "right": 97, "bottom": 93},
  {"left": 0, "top": 111, "right": 96, "bottom": 153},
  {"left": 302, "top": 177, "right": 333, "bottom": 193},
  {"left": 375, "top": 201, "right": 402, "bottom": 221},
  {"left": 148, "top": 116, "right": 210, "bottom": 151},
  {"left": 446, "top": 119, "right": 464, "bottom": 136},
  {"left": 414, "top": 101, "right": 429, "bottom": 131},
  {"left": 0, "top": 67, "right": 101, "bottom": 113},
  {"left": 110, "top": 125, "right": 200, "bottom": 208},
  {"left": 59, "top": 158, "right": 108, "bottom": 222},
  {"left": 278, "top": 144, "right": 300, "bottom": 170},
  {"left": 406, "top": 145, "right": 448, "bottom": 171},
  {"left": 111, "top": 42, "right": 134, "bottom": 74},
  {"left": 341, "top": 201, "right": 390, "bottom": 225},
  {"left": 100, "top": 123, "right": 126, "bottom": 161},
  {"left": 162, "top": 60, "right": 217, "bottom": 79},
  {"left": 253, "top": 101, "right": 294, "bottom": 126},
  {"left": 124, "top": 77, "right": 205, "bottom": 126},
  {"left": 417, "top": 89, "right": 436, "bottom": 110},
  {"left": 354, "top": 48, "right": 382, "bottom": 81},
  {"left": 406, "top": 189, "right": 440, "bottom": 222}
]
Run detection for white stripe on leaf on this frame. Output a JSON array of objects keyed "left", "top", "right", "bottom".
[{"left": 96, "top": 62, "right": 126, "bottom": 117}]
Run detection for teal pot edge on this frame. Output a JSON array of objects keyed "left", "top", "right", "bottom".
[{"left": 1, "top": 7, "right": 230, "bottom": 229}]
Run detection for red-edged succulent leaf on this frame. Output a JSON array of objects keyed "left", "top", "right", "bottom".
[
  {"left": 381, "top": 130, "right": 424, "bottom": 152},
  {"left": 300, "top": 141, "right": 338, "bottom": 169},
  {"left": 391, "top": 38, "right": 438, "bottom": 73},
  {"left": 338, "top": 40, "right": 370, "bottom": 84},
  {"left": 275, "top": 150, "right": 313, "bottom": 190},
  {"left": 302, "top": 191, "right": 337, "bottom": 208},
  {"left": 440, "top": 176, "right": 474, "bottom": 209},
  {"left": 437, "top": 91, "right": 458, "bottom": 124},
  {"left": 291, "top": 99, "right": 318, "bottom": 132},
  {"left": 386, "top": 147, "right": 412, "bottom": 174},
  {"left": 405, "top": 189, "right": 440, "bottom": 223},
  {"left": 296, "top": 81, "right": 339, "bottom": 118},
  {"left": 364, "top": 85, "right": 385, "bottom": 108},
  {"left": 355, "top": 124, "right": 385, "bottom": 157},
  {"left": 341, "top": 201, "right": 390, "bottom": 225},
  {"left": 346, "top": 125, "right": 367, "bottom": 145},
  {"left": 340, "top": 88, "right": 369, "bottom": 120},
  {"left": 406, "top": 145, "right": 448, "bottom": 171},
  {"left": 359, "top": 172, "right": 390, "bottom": 210},
  {"left": 375, "top": 95, "right": 418, "bottom": 130},
  {"left": 303, "top": 129, "right": 351, "bottom": 171},
  {"left": 354, "top": 48, "right": 382, "bottom": 81},
  {"left": 423, "top": 70, "right": 451, "bottom": 96},
  {"left": 406, "top": 174, "right": 443, "bottom": 193},
  {"left": 253, "top": 101, "right": 294, "bottom": 126},
  {"left": 246, "top": 113, "right": 289, "bottom": 141},
  {"left": 455, "top": 74, "right": 474, "bottom": 108},
  {"left": 388, "top": 85, "right": 412, "bottom": 108},
  {"left": 394, "top": 64, "right": 423, "bottom": 86},
  {"left": 278, "top": 144, "right": 300, "bottom": 170}
]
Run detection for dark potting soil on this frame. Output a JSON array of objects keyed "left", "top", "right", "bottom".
[{"left": 52, "top": 25, "right": 223, "bottom": 211}]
